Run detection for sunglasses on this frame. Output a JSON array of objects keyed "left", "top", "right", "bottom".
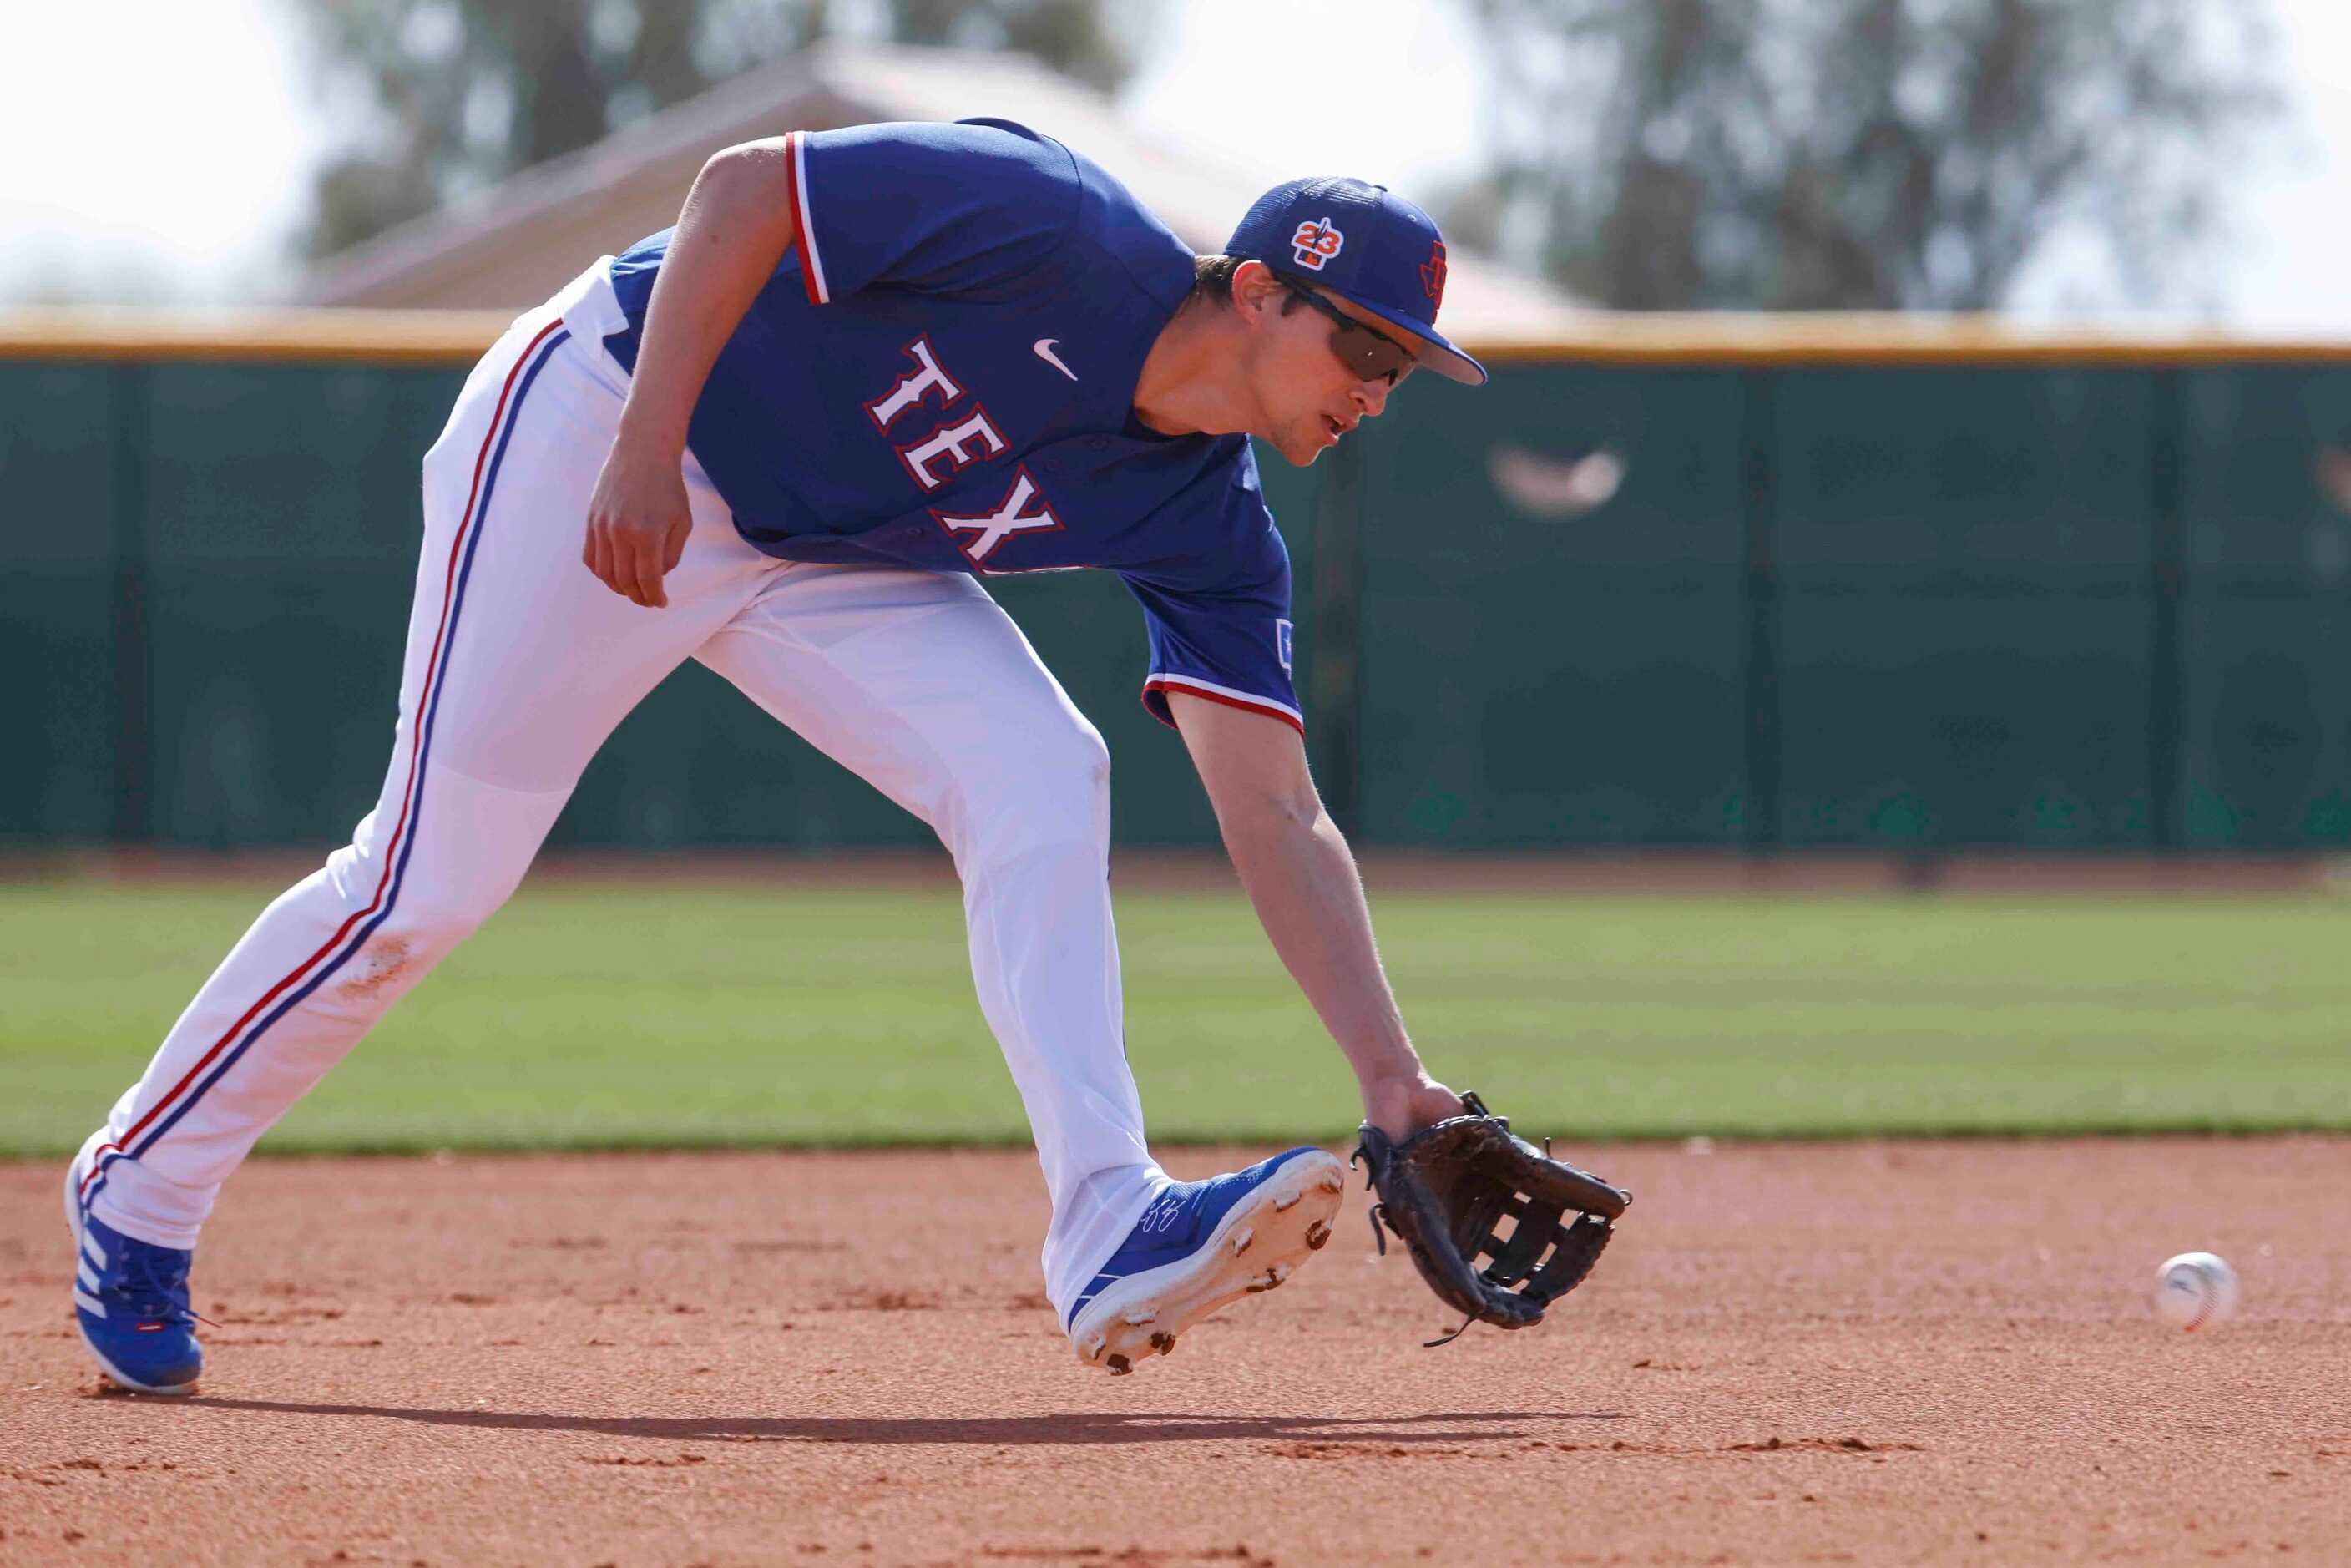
[{"left": 1276, "top": 276, "right": 1418, "bottom": 386}]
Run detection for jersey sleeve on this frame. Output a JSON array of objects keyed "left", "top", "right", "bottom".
[
  {"left": 1123, "top": 478, "right": 1302, "bottom": 735},
  {"left": 785, "top": 119, "right": 1079, "bottom": 304}
]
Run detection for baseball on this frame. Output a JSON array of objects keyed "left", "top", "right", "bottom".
[{"left": 2152, "top": 1252, "right": 2241, "bottom": 1329}]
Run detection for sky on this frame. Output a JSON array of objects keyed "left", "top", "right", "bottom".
[
  {"left": 0, "top": 0, "right": 326, "bottom": 304},
  {"left": 2204, "top": 0, "right": 2351, "bottom": 325},
  {"left": 3, "top": 0, "right": 2349, "bottom": 323}
]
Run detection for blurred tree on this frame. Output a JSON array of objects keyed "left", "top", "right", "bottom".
[
  {"left": 1456, "top": 0, "right": 2283, "bottom": 309},
  {"left": 297, "top": 0, "right": 1137, "bottom": 259}
]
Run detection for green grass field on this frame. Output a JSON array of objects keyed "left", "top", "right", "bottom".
[{"left": 4, "top": 878, "right": 2348, "bottom": 1156}]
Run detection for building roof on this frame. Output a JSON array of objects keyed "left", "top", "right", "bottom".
[{"left": 296, "top": 42, "right": 1585, "bottom": 346}]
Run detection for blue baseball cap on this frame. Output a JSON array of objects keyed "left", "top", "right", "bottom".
[{"left": 1226, "top": 176, "right": 1487, "bottom": 387}]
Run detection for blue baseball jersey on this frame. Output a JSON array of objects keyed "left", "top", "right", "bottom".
[{"left": 601, "top": 119, "right": 1301, "bottom": 732}]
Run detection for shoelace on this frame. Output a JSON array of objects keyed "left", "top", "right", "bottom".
[{"left": 110, "top": 1241, "right": 205, "bottom": 1328}]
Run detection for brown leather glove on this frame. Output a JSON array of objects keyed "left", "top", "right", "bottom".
[{"left": 1355, "top": 1091, "right": 1631, "bottom": 1345}]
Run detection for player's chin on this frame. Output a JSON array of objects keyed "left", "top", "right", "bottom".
[{"left": 1271, "top": 417, "right": 1339, "bottom": 468}]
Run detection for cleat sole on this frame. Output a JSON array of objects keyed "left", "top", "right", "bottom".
[
  {"left": 1069, "top": 1149, "right": 1345, "bottom": 1376},
  {"left": 80, "top": 1336, "right": 198, "bottom": 1397}
]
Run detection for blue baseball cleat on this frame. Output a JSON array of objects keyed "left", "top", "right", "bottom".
[
  {"left": 1067, "top": 1146, "right": 1346, "bottom": 1374},
  {"left": 64, "top": 1147, "right": 203, "bottom": 1395}
]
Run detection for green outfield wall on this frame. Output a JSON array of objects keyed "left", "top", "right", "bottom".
[{"left": 6, "top": 315, "right": 2349, "bottom": 852}]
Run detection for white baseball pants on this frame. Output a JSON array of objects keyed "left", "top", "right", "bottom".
[{"left": 76, "top": 267, "right": 1167, "bottom": 1320}]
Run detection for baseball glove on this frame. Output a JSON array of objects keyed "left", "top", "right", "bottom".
[{"left": 1354, "top": 1092, "right": 1631, "bottom": 1346}]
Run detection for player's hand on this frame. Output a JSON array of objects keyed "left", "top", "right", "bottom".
[
  {"left": 583, "top": 435, "right": 694, "bottom": 608},
  {"left": 1362, "top": 1073, "right": 1467, "bottom": 1141}
]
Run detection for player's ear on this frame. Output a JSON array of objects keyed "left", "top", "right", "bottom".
[{"left": 1230, "top": 260, "right": 1284, "bottom": 324}]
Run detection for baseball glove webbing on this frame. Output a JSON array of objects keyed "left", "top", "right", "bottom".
[{"left": 1354, "top": 1091, "right": 1632, "bottom": 1347}]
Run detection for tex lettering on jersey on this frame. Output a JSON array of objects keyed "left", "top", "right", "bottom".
[
  {"left": 865, "top": 335, "right": 1068, "bottom": 569},
  {"left": 932, "top": 468, "right": 1064, "bottom": 565},
  {"left": 867, "top": 336, "right": 1009, "bottom": 493}
]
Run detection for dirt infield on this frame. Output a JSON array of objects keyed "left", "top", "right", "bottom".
[{"left": 5, "top": 1139, "right": 2348, "bottom": 1566}]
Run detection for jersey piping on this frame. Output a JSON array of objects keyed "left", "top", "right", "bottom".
[
  {"left": 787, "top": 130, "right": 829, "bottom": 305},
  {"left": 1142, "top": 673, "right": 1304, "bottom": 733}
]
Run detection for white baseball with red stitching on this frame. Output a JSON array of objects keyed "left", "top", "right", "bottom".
[{"left": 2152, "top": 1252, "right": 2241, "bottom": 1330}]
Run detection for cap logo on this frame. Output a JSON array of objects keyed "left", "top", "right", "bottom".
[
  {"left": 1291, "top": 216, "right": 1345, "bottom": 271},
  {"left": 1421, "top": 239, "right": 1449, "bottom": 310}
]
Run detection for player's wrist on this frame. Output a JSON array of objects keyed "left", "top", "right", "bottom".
[
  {"left": 1358, "top": 1070, "right": 1463, "bottom": 1140},
  {"left": 614, "top": 400, "right": 691, "bottom": 458}
]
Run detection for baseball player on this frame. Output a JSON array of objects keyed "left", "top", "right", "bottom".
[{"left": 66, "top": 118, "right": 1489, "bottom": 1390}]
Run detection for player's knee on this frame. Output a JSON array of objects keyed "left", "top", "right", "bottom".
[
  {"left": 952, "top": 715, "right": 1110, "bottom": 865},
  {"left": 1061, "top": 719, "right": 1113, "bottom": 797},
  {"left": 374, "top": 858, "right": 525, "bottom": 954},
  {"left": 1027, "top": 716, "right": 1111, "bottom": 816}
]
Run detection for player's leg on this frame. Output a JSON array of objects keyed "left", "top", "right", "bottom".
[
  {"left": 692, "top": 564, "right": 1165, "bottom": 1317},
  {"left": 75, "top": 304, "right": 771, "bottom": 1256}
]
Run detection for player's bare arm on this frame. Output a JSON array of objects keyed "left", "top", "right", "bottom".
[
  {"left": 1165, "top": 691, "right": 1465, "bottom": 1139},
  {"left": 584, "top": 139, "right": 801, "bottom": 607}
]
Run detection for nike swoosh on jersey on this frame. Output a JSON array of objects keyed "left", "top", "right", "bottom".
[{"left": 1033, "top": 339, "right": 1079, "bottom": 382}]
